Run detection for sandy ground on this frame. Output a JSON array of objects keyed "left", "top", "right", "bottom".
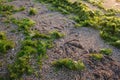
[
  {"left": 0, "top": 0, "right": 120, "bottom": 80},
  {"left": 103, "top": 0, "right": 120, "bottom": 9}
]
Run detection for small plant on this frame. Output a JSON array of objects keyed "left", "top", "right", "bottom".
[
  {"left": 90, "top": 53, "right": 103, "bottom": 60},
  {"left": 16, "top": 6, "right": 25, "bottom": 12},
  {"left": 75, "top": 23, "right": 82, "bottom": 27},
  {"left": 11, "top": 18, "right": 35, "bottom": 34},
  {"left": 29, "top": 7, "right": 37, "bottom": 15},
  {"left": 112, "top": 40, "right": 120, "bottom": 48},
  {"left": 50, "top": 31, "right": 64, "bottom": 39},
  {"left": 22, "top": 39, "right": 37, "bottom": 47},
  {"left": 0, "top": 32, "right": 6, "bottom": 40},
  {"left": 8, "top": 56, "right": 34, "bottom": 79},
  {"left": 12, "top": 18, "right": 35, "bottom": 29},
  {"left": 52, "top": 58, "right": 85, "bottom": 71},
  {"left": 0, "top": 1, "right": 20, "bottom": 16},
  {"left": 0, "top": 40, "right": 14, "bottom": 53},
  {"left": 37, "top": 41, "right": 47, "bottom": 55},
  {"left": 0, "top": 32, "right": 14, "bottom": 53},
  {"left": 8, "top": 40, "right": 37, "bottom": 79},
  {"left": 100, "top": 48, "right": 112, "bottom": 55},
  {"left": 32, "top": 31, "right": 50, "bottom": 39}
]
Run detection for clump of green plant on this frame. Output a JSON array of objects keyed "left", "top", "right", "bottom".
[
  {"left": 50, "top": 31, "right": 64, "bottom": 39},
  {"left": 90, "top": 53, "right": 103, "bottom": 60},
  {"left": 0, "top": 32, "right": 14, "bottom": 53},
  {"left": 12, "top": 18, "right": 35, "bottom": 29},
  {"left": 0, "top": 1, "right": 21, "bottom": 16},
  {"left": 8, "top": 55, "right": 34, "bottom": 79},
  {"left": 17, "top": 6, "right": 25, "bottom": 11},
  {"left": 11, "top": 18, "right": 35, "bottom": 34},
  {"left": 100, "top": 16, "right": 120, "bottom": 48},
  {"left": 22, "top": 39, "right": 37, "bottom": 47},
  {"left": 29, "top": 7, "right": 37, "bottom": 15},
  {"left": 0, "top": 40, "right": 14, "bottom": 53},
  {"left": 32, "top": 31, "right": 51, "bottom": 39},
  {"left": 8, "top": 39, "right": 38, "bottom": 79},
  {"left": 0, "top": 32, "right": 6, "bottom": 40},
  {"left": 111, "top": 40, "right": 120, "bottom": 48},
  {"left": 52, "top": 58, "right": 85, "bottom": 71},
  {"left": 100, "top": 48, "right": 112, "bottom": 55}
]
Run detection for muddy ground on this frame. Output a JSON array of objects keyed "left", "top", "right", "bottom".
[{"left": 0, "top": 0, "right": 120, "bottom": 80}]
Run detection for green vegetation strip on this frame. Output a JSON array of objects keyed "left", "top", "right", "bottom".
[
  {"left": 52, "top": 58, "right": 85, "bottom": 71},
  {"left": 37, "top": 0, "right": 120, "bottom": 48}
]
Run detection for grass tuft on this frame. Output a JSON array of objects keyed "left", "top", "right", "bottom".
[
  {"left": 90, "top": 53, "right": 103, "bottom": 60},
  {"left": 100, "top": 48, "right": 112, "bottom": 55},
  {"left": 29, "top": 7, "right": 37, "bottom": 15},
  {"left": 52, "top": 58, "right": 85, "bottom": 71}
]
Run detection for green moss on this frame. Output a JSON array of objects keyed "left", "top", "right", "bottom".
[
  {"left": 8, "top": 56, "right": 34, "bottom": 79},
  {"left": 22, "top": 39, "right": 37, "bottom": 47},
  {"left": 19, "top": 6, "right": 25, "bottom": 11},
  {"left": 11, "top": 18, "right": 36, "bottom": 35},
  {"left": 52, "top": 58, "right": 85, "bottom": 71},
  {"left": 90, "top": 53, "right": 103, "bottom": 60},
  {"left": 0, "top": 32, "right": 14, "bottom": 54},
  {"left": 50, "top": 31, "right": 64, "bottom": 39},
  {"left": 32, "top": 31, "right": 51, "bottom": 39},
  {"left": 0, "top": 1, "right": 21, "bottom": 16},
  {"left": 0, "top": 40, "right": 14, "bottom": 53},
  {"left": 29, "top": 7, "right": 37, "bottom": 15},
  {"left": 37, "top": 41, "right": 47, "bottom": 55},
  {"left": 8, "top": 40, "right": 37, "bottom": 79},
  {"left": 12, "top": 18, "right": 35, "bottom": 29},
  {"left": 0, "top": 32, "right": 6, "bottom": 40},
  {"left": 111, "top": 40, "right": 120, "bottom": 48},
  {"left": 100, "top": 48, "right": 112, "bottom": 55}
]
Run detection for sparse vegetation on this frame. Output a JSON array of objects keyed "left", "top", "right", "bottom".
[
  {"left": 8, "top": 16, "right": 64, "bottom": 79},
  {"left": 52, "top": 58, "right": 85, "bottom": 71},
  {"left": 38, "top": 0, "right": 120, "bottom": 49}
]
